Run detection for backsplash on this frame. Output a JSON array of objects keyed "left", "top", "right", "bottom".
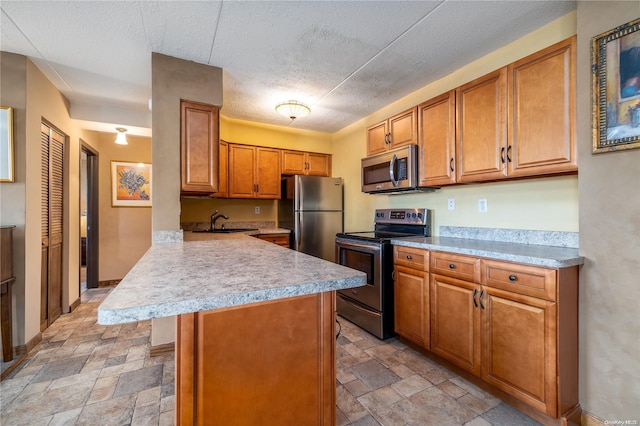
[
  {"left": 439, "top": 226, "right": 579, "bottom": 249},
  {"left": 182, "top": 221, "right": 277, "bottom": 231}
]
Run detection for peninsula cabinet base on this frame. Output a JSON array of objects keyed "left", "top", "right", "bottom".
[
  {"left": 176, "top": 292, "right": 336, "bottom": 425},
  {"left": 399, "top": 337, "right": 581, "bottom": 426}
]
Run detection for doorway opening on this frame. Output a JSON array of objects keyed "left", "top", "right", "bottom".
[{"left": 80, "top": 142, "right": 99, "bottom": 292}]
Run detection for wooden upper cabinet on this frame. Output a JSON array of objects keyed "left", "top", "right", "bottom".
[
  {"left": 507, "top": 36, "right": 577, "bottom": 177},
  {"left": 228, "top": 144, "right": 280, "bottom": 199},
  {"left": 366, "top": 107, "right": 417, "bottom": 156},
  {"left": 418, "top": 91, "right": 456, "bottom": 187},
  {"left": 255, "top": 147, "right": 281, "bottom": 198},
  {"left": 210, "top": 140, "right": 228, "bottom": 198},
  {"left": 180, "top": 100, "right": 220, "bottom": 193},
  {"left": 456, "top": 68, "right": 508, "bottom": 183},
  {"left": 281, "top": 150, "right": 332, "bottom": 177}
]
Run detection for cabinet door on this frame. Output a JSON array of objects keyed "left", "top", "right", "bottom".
[
  {"left": 306, "top": 153, "right": 331, "bottom": 177},
  {"left": 366, "top": 120, "right": 388, "bottom": 155},
  {"left": 482, "top": 286, "right": 557, "bottom": 417},
  {"left": 180, "top": 101, "right": 220, "bottom": 193},
  {"left": 255, "top": 147, "right": 281, "bottom": 199},
  {"left": 430, "top": 274, "right": 481, "bottom": 375},
  {"left": 418, "top": 91, "right": 456, "bottom": 187},
  {"left": 508, "top": 36, "right": 577, "bottom": 177},
  {"left": 228, "top": 144, "right": 256, "bottom": 198},
  {"left": 210, "top": 140, "right": 228, "bottom": 198},
  {"left": 177, "top": 292, "right": 336, "bottom": 425},
  {"left": 456, "top": 69, "right": 507, "bottom": 182},
  {"left": 394, "top": 265, "right": 429, "bottom": 348},
  {"left": 281, "top": 151, "right": 331, "bottom": 177},
  {"left": 388, "top": 107, "right": 418, "bottom": 150},
  {"left": 256, "top": 234, "right": 290, "bottom": 248},
  {"left": 281, "top": 150, "right": 306, "bottom": 175}
]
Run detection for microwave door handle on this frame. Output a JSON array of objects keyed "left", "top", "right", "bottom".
[{"left": 389, "top": 154, "right": 399, "bottom": 187}]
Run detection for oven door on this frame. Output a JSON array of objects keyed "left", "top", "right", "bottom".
[{"left": 335, "top": 237, "right": 383, "bottom": 310}]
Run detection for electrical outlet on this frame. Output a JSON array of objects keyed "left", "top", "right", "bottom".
[
  {"left": 254, "top": 206, "right": 260, "bottom": 214},
  {"left": 478, "top": 199, "right": 488, "bottom": 213},
  {"left": 447, "top": 198, "right": 455, "bottom": 211}
]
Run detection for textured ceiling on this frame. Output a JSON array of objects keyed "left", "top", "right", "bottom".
[{"left": 0, "top": 1, "right": 575, "bottom": 136}]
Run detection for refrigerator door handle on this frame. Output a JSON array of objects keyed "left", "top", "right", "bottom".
[{"left": 295, "top": 212, "right": 302, "bottom": 250}]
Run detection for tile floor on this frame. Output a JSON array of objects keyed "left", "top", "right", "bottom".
[{"left": 1, "top": 287, "right": 541, "bottom": 425}]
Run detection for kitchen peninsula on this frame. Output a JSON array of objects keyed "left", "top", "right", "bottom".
[{"left": 98, "top": 234, "right": 365, "bottom": 425}]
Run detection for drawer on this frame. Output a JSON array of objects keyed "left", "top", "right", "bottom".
[
  {"left": 480, "top": 259, "right": 556, "bottom": 301},
  {"left": 431, "top": 251, "right": 480, "bottom": 282},
  {"left": 394, "top": 246, "right": 429, "bottom": 271},
  {"left": 255, "top": 234, "right": 290, "bottom": 248}
]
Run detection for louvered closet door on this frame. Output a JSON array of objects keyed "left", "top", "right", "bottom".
[{"left": 41, "top": 123, "right": 64, "bottom": 329}]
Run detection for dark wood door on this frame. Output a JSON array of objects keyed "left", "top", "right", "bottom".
[{"left": 40, "top": 123, "right": 64, "bottom": 330}]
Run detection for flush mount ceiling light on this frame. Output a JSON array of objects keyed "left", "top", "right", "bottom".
[
  {"left": 115, "top": 127, "right": 128, "bottom": 145},
  {"left": 275, "top": 100, "right": 311, "bottom": 120}
]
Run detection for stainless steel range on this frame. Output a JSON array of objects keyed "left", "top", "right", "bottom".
[{"left": 335, "top": 208, "right": 432, "bottom": 339}]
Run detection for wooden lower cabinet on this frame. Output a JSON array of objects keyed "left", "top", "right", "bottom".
[
  {"left": 394, "top": 265, "right": 429, "bottom": 348},
  {"left": 430, "top": 274, "right": 481, "bottom": 376},
  {"left": 176, "top": 292, "right": 336, "bottom": 425},
  {"left": 394, "top": 247, "right": 579, "bottom": 424},
  {"left": 255, "top": 233, "right": 290, "bottom": 248},
  {"left": 482, "top": 286, "right": 557, "bottom": 416}
]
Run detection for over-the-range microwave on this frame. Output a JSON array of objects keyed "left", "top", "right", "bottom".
[{"left": 361, "top": 145, "right": 438, "bottom": 194}]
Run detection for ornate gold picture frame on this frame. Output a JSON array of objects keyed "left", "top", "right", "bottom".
[
  {"left": 592, "top": 18, "right": 640, "bottom": 153},
  {"left": 0, "top": 106, "right": 14, "bottom": 182}
]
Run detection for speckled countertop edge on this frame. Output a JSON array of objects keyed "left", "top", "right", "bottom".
[
  {"left": 98, "top": 234, "right": 364, "bottom": 325},
  {"left": 391, "top": 236, "right": 583, "bottom": 268}
]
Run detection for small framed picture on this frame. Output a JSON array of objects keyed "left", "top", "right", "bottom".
[
  {"left": 592, "top": 18, "right": 640, "bottom": 153},
  {"left": 111, "top": 161, "right": 152, "bottom": 207},
  {"left": 0, "top": 106, "right": 14, "bottom": 182}
]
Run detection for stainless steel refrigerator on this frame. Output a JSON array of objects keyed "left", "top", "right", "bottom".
[{"left": 278, "top": 175, "right": 343, "bottom": 262}]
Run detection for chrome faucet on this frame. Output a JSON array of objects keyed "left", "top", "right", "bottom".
[{"left": 210, "top": 210, "right": 229, "bottom": 230}]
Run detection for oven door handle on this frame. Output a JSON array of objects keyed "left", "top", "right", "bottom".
[
  {"left": 335, "top": 239, "right": 382, "bottom": 255},
  {"left": 389, "top": 154, "right": 400, "bottom": 187}
]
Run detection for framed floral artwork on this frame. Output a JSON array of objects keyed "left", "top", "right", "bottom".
[
  {"left": 592, "top": 18, "right": 640, "bottom": 153},
  {"left": 111, "top": 161, "right": 152, "bottom": 207}
]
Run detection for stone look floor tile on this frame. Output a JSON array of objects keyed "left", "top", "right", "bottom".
[{"left": 1, "top": 287, "right": 543, "bottom": 426}]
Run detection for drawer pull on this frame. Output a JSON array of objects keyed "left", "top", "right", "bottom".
[
  {"left": 449, "top": 263, "right": 455, "bottom": 269},
  {"left": 509, "top": 275, "right": 516, "bottom": 282},
  {"left": 406, "top": 255, "right": 412, "bottom": 260},
  {"left": 473, "top": 289, "right": 478, "bottom": 308},
  {"left": 479, "top": 290, "right": 485, "bottom": 310}
]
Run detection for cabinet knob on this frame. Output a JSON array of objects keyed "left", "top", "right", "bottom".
[
  {"left": 509, "top": 275, "right": 516, "bottom": 282},
  {"left": 406, "top": 255, "right": 412, "bottom": 260},
  {"left": 449, "top": 263, "right": 455, "bottom": 269}
]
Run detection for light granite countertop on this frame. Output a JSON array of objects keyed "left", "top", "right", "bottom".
[
  {"left": 98, "top": 234, "right": 365, "bottom": 325},
  {"left": 391, "top": 236, "right": 583, "bottom": 268}
]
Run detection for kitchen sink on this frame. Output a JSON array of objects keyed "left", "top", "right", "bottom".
[{"left": 193, "top": 228, "right": 258, "bottom": 233}]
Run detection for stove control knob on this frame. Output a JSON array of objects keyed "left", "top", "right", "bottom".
[{"left": 418, "top": 212, "right": 423, "bottom": 219}]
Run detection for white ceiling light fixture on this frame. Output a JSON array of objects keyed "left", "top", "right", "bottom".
[
  {"left": 275, "top": 101, "right": 311, "bottom": 121},
  {"left": 115, "top": 127, "right": 128, "bottom": 145}
]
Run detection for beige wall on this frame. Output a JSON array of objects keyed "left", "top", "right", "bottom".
[
  {"left": 150, "top": 53, "right": 224, "bottom": 345},
  {"left": 1, "top": 52, "right": 98, "bottom": 347},
  {"left": 151, "top": 53, "right": 223, "bottom": 234},
  {"left": 332, "top": 12, "right": 579, "bottom": 234},
  {"left": 576, "top": 2, "right": 640, "bottom": 421},
  {"left": 92, "top": 132, "right": 152, "bottom": 281}
]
